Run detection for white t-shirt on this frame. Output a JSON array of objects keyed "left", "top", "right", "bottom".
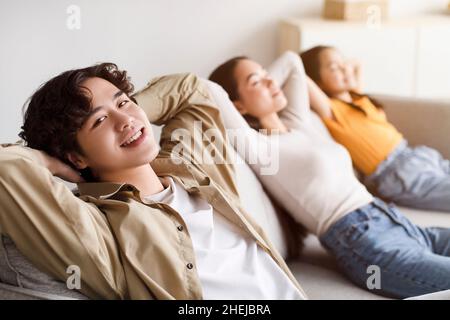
[{"left": 144, "top": 177, "right": 305, "bottom": 300}]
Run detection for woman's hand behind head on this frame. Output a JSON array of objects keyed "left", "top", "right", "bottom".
[{"left": 27, "top": 148, "right": 85, "bottom": 183}]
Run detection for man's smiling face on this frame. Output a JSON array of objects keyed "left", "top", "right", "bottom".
[{"left": 67, "top": 77, "right": 159, "bottom": 179}]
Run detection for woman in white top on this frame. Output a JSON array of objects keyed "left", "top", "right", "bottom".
[{"left": 207, "top": 51, "right": 450, "bottom": 299}]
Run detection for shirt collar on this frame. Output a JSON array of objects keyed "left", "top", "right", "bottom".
[
  {"left": 77, "top": 182, "right": 131, "bottom": 199},
  {"left": 76, "top": 156, "right": 202, "bottom": 199}
]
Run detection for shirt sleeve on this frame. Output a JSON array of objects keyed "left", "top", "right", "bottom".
[
  {"left": 132, "top": 73, "right": 240, "bottom": 198},
  {"left": 267, "top": 51, "right": 311, "bottom": 128},
  {"left": 0, "top": 144, "right": 127, "bottom": 299},
  {"left": 201, "top": 79, "right": 280, "bottom": 176}
]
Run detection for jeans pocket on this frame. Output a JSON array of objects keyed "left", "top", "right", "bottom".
[
  {"left": 414, "top": 145, "right": 441, "bottom": 162},
  {"left": 342, "top": 221, "right": 371, "bottom": 247},
  {"left": 375, "top": 169, "right": 407, "bottom": 198},
  {"left": 372, "top": 200, "right": 401, "bottom": 222},
  {"left": 373, "top": 200, "right": 427, "bottom": 246}
]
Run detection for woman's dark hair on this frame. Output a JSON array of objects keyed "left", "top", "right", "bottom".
[
  {"left": 209, "top": 56, "right": 248, "bottom": 101},
  {"left": 19, "top": 63, "right": 136, "bottom": 181},
  {"left": 300, "top": 45, "right": 383, "bottom": 111}
]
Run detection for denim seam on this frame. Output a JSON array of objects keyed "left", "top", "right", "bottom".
[
  {"left": 331, "top": 238, "right": 448, "bottom": 292},
  {"left": 372, "top": 202, "right": 426, "bottom": 246}
]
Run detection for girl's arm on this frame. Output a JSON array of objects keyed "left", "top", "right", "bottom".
[
  {"left": 306, "top": 76, "right": 334, "bottom": 119},
  {"left": 345, "top": 59, "right": 363, "bottom": 93}
]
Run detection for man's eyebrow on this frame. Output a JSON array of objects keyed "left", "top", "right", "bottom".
[
  {"left": 86, "top": 90, "right": 124, "bottom": 120},
  {"left": 113, "top": 89, "right": 125, "bottom": 100}
]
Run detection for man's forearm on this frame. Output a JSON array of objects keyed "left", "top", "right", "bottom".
[
  {"left": 132, "top": 73, "right": 210, "bottom": 126},
  {"left": 0, "top": 145, "right": 126, "bottom": 299}
]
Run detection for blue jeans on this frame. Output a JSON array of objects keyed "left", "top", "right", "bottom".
[
  {"left": 320, "top": 198, "right": 450, "bottom": 299},
  {"left": 364, "top": 140, "right": 450, "bottom": 212}
]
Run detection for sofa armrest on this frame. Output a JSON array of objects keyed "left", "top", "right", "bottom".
[
  {"left": 0, "top": 282, "right": 80, "bottom": 300},
  {"left": 372, "top": 94, "right": 450, "bottom": 159}
]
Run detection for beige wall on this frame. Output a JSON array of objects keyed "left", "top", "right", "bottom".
[{"left": 0, "top": 0, "right": 447, "bottom": 141}]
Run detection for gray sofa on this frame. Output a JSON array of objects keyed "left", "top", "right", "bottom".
[{"left": 1, "top": 94, "right": 450, "bottom": 300}]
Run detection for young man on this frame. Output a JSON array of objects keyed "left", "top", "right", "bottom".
[{"left": 0, "top": 63, "right": 307, "bottom": 299}]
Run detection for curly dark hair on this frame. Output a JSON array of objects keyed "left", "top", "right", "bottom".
[{"left": 19, "top": 63, "right": 136, "bottom": 181}]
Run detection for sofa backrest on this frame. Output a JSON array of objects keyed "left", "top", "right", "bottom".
[
  {"left": 0, "top": 235, "right": 89, "bottom": 299},
  {"left": 373, "top": 94, "right": 450, "bottom": 159}
]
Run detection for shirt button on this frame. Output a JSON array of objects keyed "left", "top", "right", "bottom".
[
  {"left": 177, "top": 225, "right": 184, "bottom": 232},
  {"left": 186, "top": 263, "right": 194, "bottom": 270}
]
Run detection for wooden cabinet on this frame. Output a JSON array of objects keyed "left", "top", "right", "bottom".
[{"left": 279, "top": 15, "right": 450, "bottom": 99}]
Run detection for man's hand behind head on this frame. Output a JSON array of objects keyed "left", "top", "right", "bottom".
[{"left": 28, "top": 148, "right": 85, "bottom": 183}]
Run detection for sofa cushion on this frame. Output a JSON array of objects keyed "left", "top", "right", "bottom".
[
  {"left": 233, "top": 152, "right": 289, "bottom": 258},
  {"left": 0, "top": 235, "right": 88, "bottom": 299},
  {"left": 406, "top": 289, "right": 450, "bottom": 300},
  {"left": 0, "top": 282, "right": 81, "bottom": 300},
  {"left": 375, "top": 94, "right": 450, "bottom": 159},
  {"left": 395, "top": 206, "right": 450, "bottom": 228}
]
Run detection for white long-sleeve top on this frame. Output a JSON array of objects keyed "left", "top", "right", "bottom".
[{"left": 204, "top": 51, "right": 373, "bottom": 236}]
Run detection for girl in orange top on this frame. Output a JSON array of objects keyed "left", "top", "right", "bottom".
[{"left": 301, "top": 45, "right": 450, "bottom": 212}]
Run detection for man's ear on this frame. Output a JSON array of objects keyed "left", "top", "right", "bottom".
[
  {"left": 66, "top": 152, "right": 88, "bottom": 170},
  {"left": 233, "top": 100, "right": 247, "bottom": 115}
]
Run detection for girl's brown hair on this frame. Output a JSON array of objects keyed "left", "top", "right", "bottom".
[
  {"left": 300, "top": 45, "right": 331, "bottom": 85},
  {"left": 300, "top": 46, "right": 383, "bottom": 110}
]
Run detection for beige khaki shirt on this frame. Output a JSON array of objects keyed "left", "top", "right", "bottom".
[{"left": 0, "top": 73, "right": 306, "bottom": 299}]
